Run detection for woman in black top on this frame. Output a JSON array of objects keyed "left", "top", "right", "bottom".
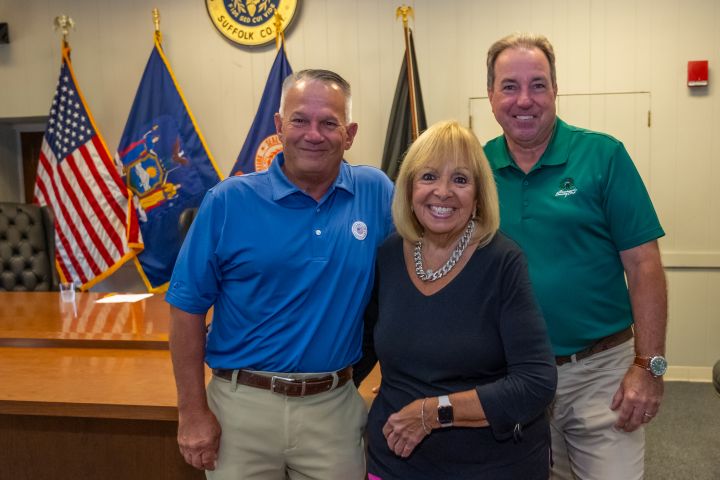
[{"left": 354, "top": 121, "right": 557, "bottom": 479}]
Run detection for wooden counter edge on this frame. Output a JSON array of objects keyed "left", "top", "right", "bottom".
[
  {"left": 0, "top": 400, "right": 179, "bottom": 421},
  {"left": 0, "top": 337, "right": 168, "bottom": 350}
]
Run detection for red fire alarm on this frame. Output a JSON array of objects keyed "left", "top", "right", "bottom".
[{"left": 687, "top": 60, "right": 708, "bottom": 87}]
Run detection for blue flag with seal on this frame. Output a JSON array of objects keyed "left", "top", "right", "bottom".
[
  {"left": 117, "top": 33, "right": 222, "bottom": 292},
  {"left": 230, "top": 41, "right": 292, "bottom": 176}
]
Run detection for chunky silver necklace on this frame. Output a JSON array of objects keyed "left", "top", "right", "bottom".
[{"left": 414, "top": 219, "right": 475, "bottom": 282}]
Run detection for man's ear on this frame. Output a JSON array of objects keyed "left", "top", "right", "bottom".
[
  {"left": 274, "top": 113, "right": 284, "bottom": 138},
  {"left": 344, "top": 122, "right": 359, "bottom": 150}
]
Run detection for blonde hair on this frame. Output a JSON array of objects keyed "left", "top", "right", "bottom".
[{"left": 392, "top": 120, "right": 499, "bottom": 247}]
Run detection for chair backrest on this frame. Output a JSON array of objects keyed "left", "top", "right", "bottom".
[
  {"left": 178, "top": 207, "right": 199, "bottom": 239},
  {"left": 0, "top": 202, "right": 58, "bottom": 291}
]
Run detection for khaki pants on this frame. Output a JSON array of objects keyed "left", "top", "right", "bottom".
[
  {"left": 550, "top": 339, "right": 644, "bottom": 480},
  {"left": 206, "top": 372, "right": 367, "bottom": 480}
]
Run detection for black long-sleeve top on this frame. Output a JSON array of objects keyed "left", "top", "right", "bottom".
[{"left": 354, "top": 232, "right": 557, "bottom": 479}]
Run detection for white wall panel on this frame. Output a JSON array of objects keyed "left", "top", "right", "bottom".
[{"left": 667, "top": 270, "right": 720, "bottom": 369}]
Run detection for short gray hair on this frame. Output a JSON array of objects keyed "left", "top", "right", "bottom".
[
  {"left": 278, "top": 69, "right": 353, "bottom": 123},
  {"left": 486, "top": 33, "right": 557, "bottom": 91}
]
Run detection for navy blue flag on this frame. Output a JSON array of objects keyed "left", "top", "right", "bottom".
[
  {"left": 117, "top": 36, "right": 222, "bottom": 291},
  {"left": 382, "top": 29, "right": 427, "bottom": 181},
  {"left": 230, "top": 42, "right": 292, "bottom": 176}
]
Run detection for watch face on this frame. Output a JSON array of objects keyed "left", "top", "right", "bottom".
[
  {"left": 649, "top": 356, "right": 668, "bottom": 376},
  {"left": 438, "top": 406, "right": 454, "bottom": 426}
]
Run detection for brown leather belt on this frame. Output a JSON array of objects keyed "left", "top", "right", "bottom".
[
  {"left": 555, "top": 326, "right": 634, "bottom": 366},
  {"left": 212, "top": 366, "right": 353, "bottom": 397}
]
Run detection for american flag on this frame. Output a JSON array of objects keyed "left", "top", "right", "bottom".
[{"left": 34, "top": 47, "right": 141, "bottom": 289}]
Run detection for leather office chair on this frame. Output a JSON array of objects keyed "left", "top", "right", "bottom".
[
  {"left": 0, "top": 202, "right": 58, "bottom": 291},
  {"left": 178, "top": 207, "right": 198, "bottom": 239}
]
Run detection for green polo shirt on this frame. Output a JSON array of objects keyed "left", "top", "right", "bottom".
[{"left": 485, "top": 118, "right": 664, "bottom": 355}]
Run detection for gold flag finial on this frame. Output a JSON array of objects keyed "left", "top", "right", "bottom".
[
  {"left": 395, "top": 5, "right": 419, "bottom": 140},
  {"left": 152, "top": 8, "right": 162, "bottom": 43},
  {"left": 274, "top": 10, "right": 285, "bottom": 50},
  {"left": 396, "top": 5, "right": 414, "bottom": 28},
  {"left": 53, "top": 15, "right": 75, "bottom": 47}
]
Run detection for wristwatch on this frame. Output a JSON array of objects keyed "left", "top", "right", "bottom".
[
  {"left": 437, "top": 395, "right": 454, "bottom": 427},
  {"left": 633, "top": 355, "right": 668, "bottom": 378}
]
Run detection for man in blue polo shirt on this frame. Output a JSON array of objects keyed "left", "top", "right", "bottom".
[
  {"left": 484, "top": 34, "right": 667, "bottom": 480},
  {"left": 166, "top": 69, "right": 393, "bottom": 479}
]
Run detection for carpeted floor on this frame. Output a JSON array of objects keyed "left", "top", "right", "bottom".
[{"left": 645, "top": 381, "right": 720, "bottom": 479}]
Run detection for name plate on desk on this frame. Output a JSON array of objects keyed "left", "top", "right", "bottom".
[{"left": 96, "top": 293, "right": 154, "bottom": 304}]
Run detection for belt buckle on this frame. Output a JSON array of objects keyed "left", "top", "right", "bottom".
[{"left": 270, "top": 375, "right": 306, "bottom": 396}]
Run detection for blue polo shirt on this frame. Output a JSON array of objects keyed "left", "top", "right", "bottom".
[
  {"left": 166, "top": 153, "right": 394, "bottom": 372},
  {"left": 485, "top": 118, "right": 664, "bottom": 355}
]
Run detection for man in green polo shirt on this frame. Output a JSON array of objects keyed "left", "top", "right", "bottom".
[{"left": 484, "top": 33, "right": 668, "bottom": 480}]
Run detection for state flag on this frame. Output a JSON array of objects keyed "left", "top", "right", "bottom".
[{"left": 117, "top": 34, "right": 222, "bottom": 291}]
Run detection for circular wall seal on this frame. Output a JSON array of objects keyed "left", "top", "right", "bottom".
[{"left": 206, "top": 0, "right": 298, "bottom": 47}]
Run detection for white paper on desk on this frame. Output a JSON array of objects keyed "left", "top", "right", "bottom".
[{"left": 95, "top": 293, "right": 154, "bottom": 303}]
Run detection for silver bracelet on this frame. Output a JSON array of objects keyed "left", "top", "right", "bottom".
[{"left": 420, "top": 398, "right": 431, "bottom": 434}]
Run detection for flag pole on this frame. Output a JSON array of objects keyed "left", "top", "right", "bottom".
[
  {"left": 274, "top": 10, "right": 285, "bottom": 50},
  {"left": 152, "top": 8, "right": 162, "bottom": 44},
  {"left": 396, "top": 5, "right": 419, "bottom": 140}
]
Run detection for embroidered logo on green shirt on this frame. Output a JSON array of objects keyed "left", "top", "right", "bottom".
[{"left": 555, "top": 178, "right": 578, "bottom": 197}]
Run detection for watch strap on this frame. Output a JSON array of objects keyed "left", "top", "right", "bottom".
[{"left": 633, "top": 355, "right": 651, "bottom": 369}]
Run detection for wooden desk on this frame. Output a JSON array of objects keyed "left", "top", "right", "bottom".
[
  {"left": 0, "top": 292, "right": 170, "bottom": 349},
  {"left": 0, "top": 292, "right": 379, "bottom": 479},
  {"left": 0, "top": 346, "right": 378, "bottom": 480},
  {"left": 0, "top": 346, "right": 179, "bottom": 419},
  {"left": 0, "top": 292, "right": 201, "bottom": 479},
  {"left": 358, "top": 363, "right": 381, "bottom": 408},
  {"left": 0, "top": 346, "right": 202, "bottom": 480}
]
